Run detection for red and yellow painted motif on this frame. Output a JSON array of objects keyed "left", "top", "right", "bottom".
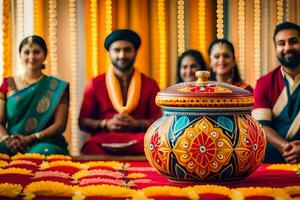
[
  {"left": 235, "top": 115, "right": 266, "bottom": 173},
  {"left": 173, "top": 117, "right": 233, "bottom": 180},
  {"left": 145, "top": 113, "right": 266, "bottom": 182}
]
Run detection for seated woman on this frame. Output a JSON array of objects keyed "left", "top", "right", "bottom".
[
  {"left": 0, "top": 35, "right": 69, "bottom": 156},
  {"left": 176, "top": 49, "right": 207, "bottom": 83},
  {"left": 208, "top": 39, "right": 253, "bottom": 92}
]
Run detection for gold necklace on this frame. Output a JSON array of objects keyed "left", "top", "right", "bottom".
[{"left": 22, "top": 73, "right": 44, "bottom": 86}]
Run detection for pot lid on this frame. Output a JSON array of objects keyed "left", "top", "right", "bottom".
[{"left": 156, "top": 71, "right": 253, "bottom": 108}]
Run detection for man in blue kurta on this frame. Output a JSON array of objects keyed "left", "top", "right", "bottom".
[{"left": 252, "top": 22, "right": 300, "bottom": 163}]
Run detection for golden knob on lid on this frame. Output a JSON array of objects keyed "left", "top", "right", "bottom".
[{"left": 196, "top": 71, "right": 210, "bottom": 86}]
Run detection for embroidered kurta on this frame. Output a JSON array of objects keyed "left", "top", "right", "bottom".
[
  {"left": 79, "top": 73, "right": 161, "bottom": 155},
  {"left": 0, "top": 76, "right": 69, "bottom": 155},
  {"left": 252, "top": 66, "right": 300, "bottom": 163}
]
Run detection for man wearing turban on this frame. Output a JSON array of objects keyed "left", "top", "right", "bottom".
[{"left": 79, "top": 29, "right": 161, "bottom": 155}]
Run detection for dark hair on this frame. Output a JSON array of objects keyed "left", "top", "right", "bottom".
[
  {"left": 176, "top": 49, "right": 206, "bottom": 83},
  {"left": 273, "top": 21, "right": 300, "bottom": 45},
  {"left": 19, "top": 35, "right": 48, "bottom": 56},
  {"left": 208, "top": 38, "right": 242, "bottom": 83}
]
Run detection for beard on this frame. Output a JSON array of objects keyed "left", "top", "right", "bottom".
[
  {"left": 111, "top": 58, "right": 135, "bottom": 72},
  {"left": 277, "top": 49, "right": 300, "bottom": 69}
]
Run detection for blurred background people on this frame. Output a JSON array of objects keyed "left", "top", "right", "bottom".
[
  {"left": 208, "top": 39, "right": 253, "bottom": 92},
  {"left": 176, "top": 49, "right": 207, "bottom": 83}
]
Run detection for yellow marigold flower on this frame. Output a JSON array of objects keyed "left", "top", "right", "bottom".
[
  {"left": 189, "top": 184, "right": 231, "bottom": 196},
  {"left": 267, "top": 164, "right": 300, "bottom": 172},
  {"left": 23, "top": 181, "right": 74, "bottom": 199},
  {"left": 85, "top": 161, "right": 125, "bottom": 169},
  {"left": 11, "top": 153, "right": 45, "bottom": 160},
  {"left": 0, "top": 183, "right": 22, "bottom": 198},
  {"left": 0, "top": 153, "right": 9, "bottom": 161},
  {"left": 284, "top": 186, "right": 300, "bottom": 197},
  {"left": 142, "top": 186, "right": 189, "bottom": 198},
  {"left": 132, "top": 191, "right": 149, "bottom": 200},
  {"left": 0, "top": 167, "right": 32, "bottom": 175},
  {"left": 0, "top": 160, "right": 8, "bottom": 168},
  {"left": 231, "top": 187, "right": 291, "bottom": 200},
  {"left": 46, "top": 154, "right": 72, "bottom": 161},
  {"left": 127, "top": 172, "right": 146, "bottom": 179},
  {"left": 39, "top": 161, "right": 84, "bottom": 170},
  {"left": 74, "top": 185, "right": 136, "bottom": 198}
]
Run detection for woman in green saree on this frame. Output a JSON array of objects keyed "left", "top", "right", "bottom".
[{"left": 0, "top": 35, "right": 69, "bottom": 155}]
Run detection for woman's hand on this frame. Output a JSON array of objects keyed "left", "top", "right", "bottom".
[{"left": 6, "top": 134, "right": 35, "bottom": 152}]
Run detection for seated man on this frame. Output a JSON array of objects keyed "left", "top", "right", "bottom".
[
  {"left": 79, "top": 29, "right": 162, "bottom": 155},
  {"left": 252, "top": 22, "right": 300, "bottom": 163}
]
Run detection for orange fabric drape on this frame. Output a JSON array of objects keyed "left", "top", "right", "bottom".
[
  {"left": 189, "top": 0, "right": 199, "bottom": 51},
  {"left": 34, "top": 0, "right": 45, "bottom": 41},
  {"left": 33, "top": 0, "right": 50, "bottom": 75},
  {"left": 114, "top": 0, "right": 128, "bottom": 28},
  {"left": 98, "top": 0, "right": 110, "bottom": 75},
  {"left": 149, "top": 0, "right": 159, "bottom": 80},
  {"left": 129, "top": 0, "right": 150, "bottom": 75},
  {"left": 86, "top": 0, "right": 151, "bottom": 77},
  {"left": 2, "top": 0, "right": 12, "bottom": 78}
]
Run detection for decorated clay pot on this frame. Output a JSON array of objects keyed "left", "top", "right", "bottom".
[{"left": 144, "top": 71, "right": 266, "bottom": 182}]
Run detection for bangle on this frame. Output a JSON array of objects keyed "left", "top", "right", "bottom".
[
  {"left": 98, "top": 119, "right": 107, "bottom": 130},
  {"left": 34, "top": 132, "right": 42, "bottom": 140},
  {"left": 0, "top": 135, "right": 9, "bottom": 143}
]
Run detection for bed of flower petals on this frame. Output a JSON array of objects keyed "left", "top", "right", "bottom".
[{"left": 0, "top": 153, "right": 299, "bottom": 200}]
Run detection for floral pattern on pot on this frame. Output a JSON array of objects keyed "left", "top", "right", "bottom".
[
  {"left": 173, "top": 117, "right": 233, "bottom": 180},
  {"left": 145, "top": 113, "right": 266, "bottom": 182},
  {"left": 235, "top": 115, "right": 266, "bottom": 174}
]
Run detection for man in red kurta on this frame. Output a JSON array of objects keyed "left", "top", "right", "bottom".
[
  {"left": 79, "top": 29, "right": 162, "bottom": 155},
  {"left": 252, "top": 22, "right": 300, "bottom": 163}
]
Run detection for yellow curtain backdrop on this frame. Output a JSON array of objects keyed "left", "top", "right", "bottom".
[
  {"left": 33, "top": 0, "right": 52, "bottom": 75},
  {"left": 85, "top": 0, "right": 169, "bottom": 88},
  {"left": 34, "top": 0, "right": 45, "bottom": 40},
  {"left": 2, "top": 0, "right": 12, "bottom": 78}
]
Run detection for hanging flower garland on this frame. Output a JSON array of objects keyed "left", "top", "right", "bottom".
[
  {"left": 277, "top": 0, "right": 284, "bottom": 24},
  {"left": 68, "top": 0, "right": 80, "bottom": 157},
  {"left": 216, "top": 0, "right": 223, "bottom": 39},
  {"left": 177, "top": 0, "right": 185, "bottom": 56},
  {"left": 238, "top": 0, "right": 246, "bottom": 80},
  {"left": 48, "top": 0, "right": 58, "bottom": 76},
  {"left": 253, "top": 0, "right": 261, "bottom": 81},
  {"left": 16, "top": 0, "right": 24, "bottom": 44},
  {"left": 157, "top": 0, "right": 167, "bottom": 89}
]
